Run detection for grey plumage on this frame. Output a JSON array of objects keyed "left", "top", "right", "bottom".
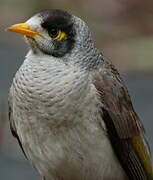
[{"left": 8, "top": 10, "right": 153, "bottom": 180}]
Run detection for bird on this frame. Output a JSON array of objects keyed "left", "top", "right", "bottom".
[{"left": 7, "top": 9, "right": 153, "bottom": 180}]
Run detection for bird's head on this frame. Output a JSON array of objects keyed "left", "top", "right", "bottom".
[
  {"left": 7, "top": 10, "right": 102, "bottom": 69},
  {"left": 7, "top": 10, "right": 93, "bottom": 57}
]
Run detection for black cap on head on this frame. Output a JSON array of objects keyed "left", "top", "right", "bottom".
[
  {"left": 40, "top": 10, "right": 73, "bottom": 34},
  {"left": 36, "top": 10, "right": 76, "bottom": 57}
]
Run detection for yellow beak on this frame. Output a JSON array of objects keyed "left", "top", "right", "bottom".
[{"left": 6, "top": 23, "right": 40, "bottom": 38}]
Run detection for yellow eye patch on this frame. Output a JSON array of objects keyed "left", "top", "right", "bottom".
[{"left": 52, "top": 30, "right": 67, "bottom": 41}]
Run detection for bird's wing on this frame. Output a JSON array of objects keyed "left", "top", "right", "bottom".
[
  {"left": 91, "top": 59, "right": 153, "bottom": 180},
  {"left": 8, "top": 90, "right": 27, "bottom": 158}
]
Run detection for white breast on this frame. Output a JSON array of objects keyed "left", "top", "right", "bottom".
[{"left": 11, "top": 52, "right": 127, "bottom": 180}]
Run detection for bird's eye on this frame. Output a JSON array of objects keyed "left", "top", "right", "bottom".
[
  {"left": 49, "top": 28, "right": 58, "bottom": 38},
  {"left": 48, "top": 28, "right": 67, "bottom": 41}
]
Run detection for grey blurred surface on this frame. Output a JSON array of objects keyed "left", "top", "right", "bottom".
[
  {"left": 0, "top": 152, "right": 39, "bottom": 180},
  {"left": 124, "top": 74, "right": 153, "bottom": 149}
]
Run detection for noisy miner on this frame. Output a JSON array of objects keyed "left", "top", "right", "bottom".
[{"left": 7, "top": 10, "right": 153, "bottom": 180}]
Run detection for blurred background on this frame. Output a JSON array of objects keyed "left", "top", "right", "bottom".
[{"left": 0, "top": 0, "right": 153, "bottom": 179}]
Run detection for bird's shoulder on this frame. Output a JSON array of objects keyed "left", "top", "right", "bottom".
[
  {"left": 91, "top": 58, "right": 143, "bottom": 138},
  {"left": 90, "top": 57, "right": 153, "bottom": 179}
]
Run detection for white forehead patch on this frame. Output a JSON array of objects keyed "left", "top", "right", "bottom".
[{"left": 26, "top": 15, "right": 42, "bottom": 31}]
